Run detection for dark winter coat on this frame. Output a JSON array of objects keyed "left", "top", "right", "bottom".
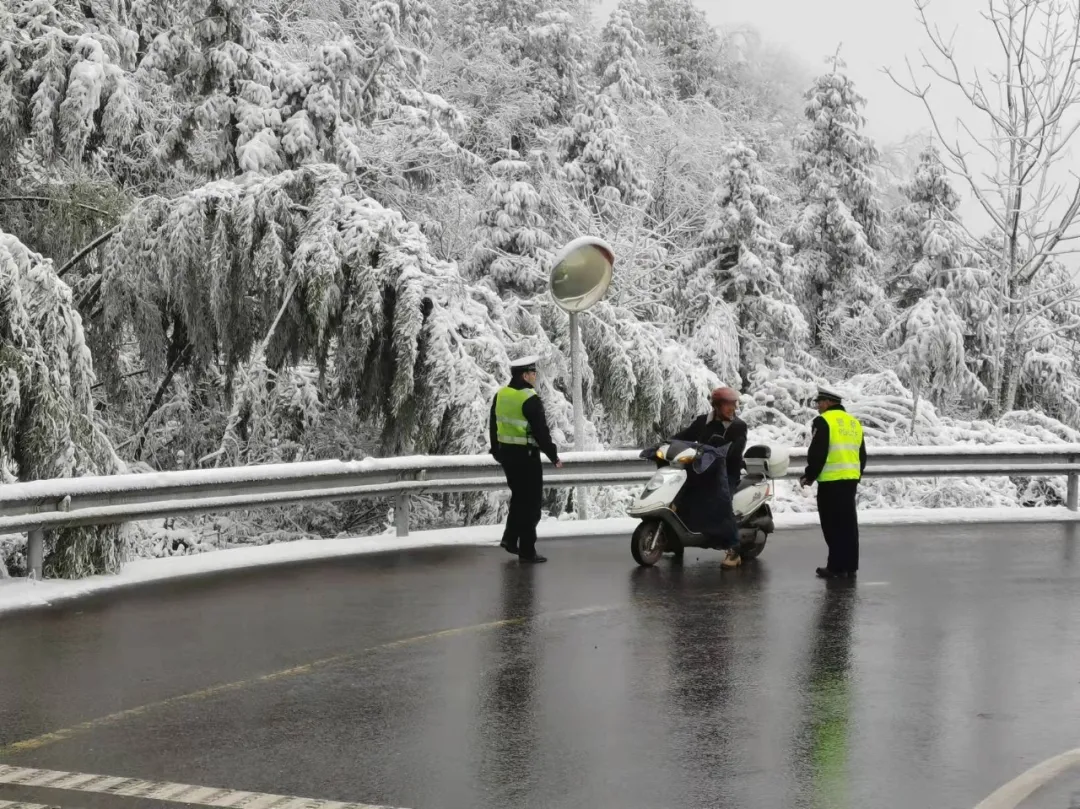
[
  {"left": 670, "top": 440, "right": 740, "bottom": 549},
  {"left": 673, "top": 413, "right": 748, "bottom": 492}
]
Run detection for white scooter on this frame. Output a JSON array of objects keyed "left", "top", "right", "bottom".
[{"left": 627, "top": 441, "right": 789, "bottom": 566}]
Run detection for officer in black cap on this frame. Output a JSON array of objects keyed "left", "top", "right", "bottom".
[{"left": 489, "top": 355, "right": 562, "bottom": 563}]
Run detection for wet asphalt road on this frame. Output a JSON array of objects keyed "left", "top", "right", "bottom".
[{"left": 2, "top": 524, "right": 1080, "bottom": 809}]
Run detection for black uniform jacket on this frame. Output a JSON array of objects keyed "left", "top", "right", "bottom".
[
  {"left": 673, "top": 413, "right": 748, "bottom": 489},
  {"left": 488, "top": 378, "right": 560, "bottom": 464},
  {"left": 802, "top": 405, "right": 868, "bottom": 482}
]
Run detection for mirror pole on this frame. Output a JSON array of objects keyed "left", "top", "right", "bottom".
[{"left": 569, "top": 311, "right": 588, "bottom": 519}]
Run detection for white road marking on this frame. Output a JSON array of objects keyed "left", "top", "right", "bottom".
[
  {"left": 973, "top": 747, "right": 1080, "bottom": 809},
  {"left": 0, "top": 766, "right": 406, "bottom": 809}
]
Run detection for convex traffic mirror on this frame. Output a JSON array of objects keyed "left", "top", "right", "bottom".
[{"left": 549, "top": 236, "right": 615, "bottom": 313}]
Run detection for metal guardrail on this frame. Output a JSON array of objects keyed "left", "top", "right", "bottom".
[{"left": 2, "top": 444, "right": 1080, "bottom": 578}]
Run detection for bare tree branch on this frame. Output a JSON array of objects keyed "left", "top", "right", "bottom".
[
  {"left": 887, "top": 0, "right": 1080, "bottom": 414},
  {"left": 1021, "top": 318, "right": 1080, "bottom": 346},
  {"left": 57, "top": 226, "right": 119, "bottom": 278},
  {"left": 0, "top": 196, "right": 114, "bottom": 217}
]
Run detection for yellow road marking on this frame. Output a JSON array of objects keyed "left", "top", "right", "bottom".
[{"left": 0, "top": 605, "right": 617, "bottom": 758}]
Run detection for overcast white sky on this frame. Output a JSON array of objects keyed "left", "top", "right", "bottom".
[
  {"left": 592, "top": 0, "right": 1080, "bottom": 260},
  {"left": 700, "top": 0, "right": 985, "bottom": 146},
  {"left": 590, "top": 0, "right": 994, "bottom": 144}
]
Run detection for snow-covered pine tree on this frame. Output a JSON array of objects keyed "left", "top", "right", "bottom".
[
  {"left": 401, "top": 0, "right": 437, "bottom": 51},
  {"left": 885, "top": 289, "right": 981, "bottom": 434},
  {"left": 467, "top": 154, "right": 555, "bottom": 296},
  {"left": 683, "top": 141, "right": 810, "bottom": 383},
  {"left": 556, "top": 91, "right": 649, "bottom": 216},
  {"left": 522, "top": 7, "right": 588, "bottom": 123},
  {"left": 1011, "top": 258, "right": 1080, "bottom": 427},
  {"left": 446, "top": 0, "right": 588, "bottom": 127},
  {"left": 888, "top": 146, "right": 968, "bottom": 304},
  {"left": 0, "top": 0, "right": 146, "bottom": 175},
  {"left": 595, "top": 6, "right": 654, "bottom": 103},
  {"left": 884, "top": 146, "right": 986, "bottom": 424},
  {"left": 0, "top": 228, "right": 123, "bottom": 577},
  {"left": 789, "top": 56, "right": 888, "bottom": 356},
  {"left": 618, "top": 0, "right": 720, "bottom": 101}
]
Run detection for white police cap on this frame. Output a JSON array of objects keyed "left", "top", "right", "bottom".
[{"left": 510, "top": 355, "right": 539, "bottom": 371}]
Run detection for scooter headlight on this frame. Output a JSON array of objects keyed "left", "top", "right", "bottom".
[{"left": 640, "top": 468, "right": 682, "bottom": 497}]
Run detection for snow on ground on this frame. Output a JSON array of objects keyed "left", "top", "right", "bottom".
[{"left": 2, "top": 507, "right": 1079, "bottom": 616}]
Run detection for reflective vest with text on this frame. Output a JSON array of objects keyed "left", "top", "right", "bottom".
[{"left": 817, "top": 409, "right": 863, "bottom": 482}]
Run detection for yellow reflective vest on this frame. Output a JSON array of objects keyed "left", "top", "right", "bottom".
[
  {"left": 495, "top": 387, "right": 538, "bottom": 447},
  {"left": 817, "top": 409, "right": 864, "bottom": 482}
]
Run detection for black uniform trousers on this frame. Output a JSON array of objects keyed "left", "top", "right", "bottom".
[
  {"left": 499, "top": 447, "right": 543, "bottom": 558},
  {"left": 816, "top": 479, "right": 859, "bottom": 573}
]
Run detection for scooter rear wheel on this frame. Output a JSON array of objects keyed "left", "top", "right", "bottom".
[
  {"left": 631, "top": 520, "right": 665, "bottom": 567},
  {"left": 740, "top": 532, "right": 767, "bottom": 560}
]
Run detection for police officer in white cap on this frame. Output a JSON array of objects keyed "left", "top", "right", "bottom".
[
  {"left": 489, "top": 354, "right": 562, "bottom": 563},
  {"left": 799, "top": 386, "right": 867, "bottom": 579}
]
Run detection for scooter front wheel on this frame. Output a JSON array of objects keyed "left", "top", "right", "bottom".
[{"left": 631, "top": 520, "right": 666, "bottom": 567}]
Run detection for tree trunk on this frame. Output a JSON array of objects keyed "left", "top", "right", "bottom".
[
  {"left": 1002, "top": 337, "right": 1024, "bottom": 414},
  {"left": 909, "top": 386, "right": 920, "bottom": 437},
  {"left": 996, "top": 270, "right": 1023, "bottom": 415},
  {"left": 133, "top": 319, "right": 191, "bottom": 461},
  {"left": 984, "top": 367, "right": 1001, "bottom": 419},
  {"left": 985, "top": 260, "right": 1010, "bottom": 419}
]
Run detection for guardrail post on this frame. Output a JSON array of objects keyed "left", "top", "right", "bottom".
[
  {"left": 395, "top": 493, "right": 411, "bottom": 537},
  {"left": 1069, "top": 471, "right": 1078, "bottom": 512},
  {"left": 27, "top": 529, "right": 44, "bottom": 579}
]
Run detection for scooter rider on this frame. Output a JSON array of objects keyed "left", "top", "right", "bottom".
[
  {"left": 672, "top": 386, "right": 748, "bottom": 568},
  {"left": 673, "top": 386, "right": 748, "bottom": 494}
]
